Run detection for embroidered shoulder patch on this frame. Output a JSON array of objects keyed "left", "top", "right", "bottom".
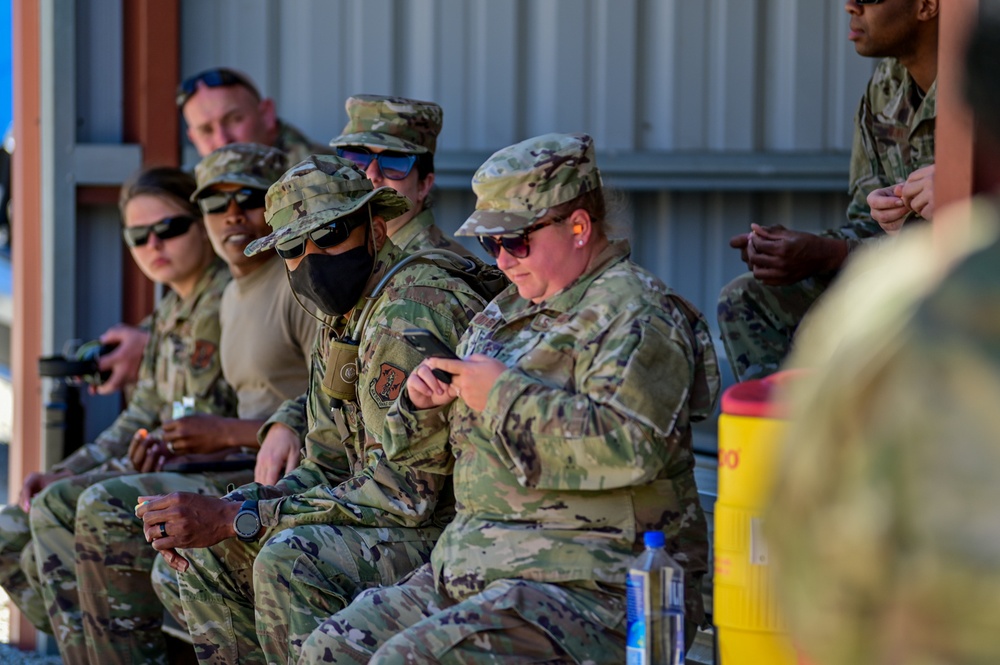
[
  {"left": 190, "top": 339, "right": 218, "bottom": 372},
  {"left": 369, "top": 362, "right": 408, "bottom": 409}
]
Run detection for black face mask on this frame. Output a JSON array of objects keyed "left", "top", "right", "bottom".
[{"left": 288, "top": 245, "right": 374, "bottom": 316}]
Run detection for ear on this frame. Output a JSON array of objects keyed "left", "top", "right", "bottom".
[
  {"left": 258, "top": 97, "right": 278, "bottom": 132},
  {"left": 569, "top": 209, "right": 593, "bottom": 248},
  {"left": 370, "top": 214, "right": 388, "bottom": 252},
  {"left": 415, "top": 172, "right": 435, "bottom": 208},
  {"left": 917, "top": 0, "right": 938, "bottom": 20}
]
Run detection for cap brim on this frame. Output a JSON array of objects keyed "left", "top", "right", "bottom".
[
  {"left": 329, "top": 131, "right": 428, "bottom": 155},
  {"left": 244, "top": 186, "right": 412, "bottom": 256},
  {"left": 454, "top": 208, "right": 543, "bottom": 237},
  {"left": 191, "top": 173, "right": 273, "bottom": 202}
]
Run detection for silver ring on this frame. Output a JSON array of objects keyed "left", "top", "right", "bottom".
[
  {"left": 159, "top": 522, "right": 167, "bottom": 539},
  {"left": 166, "top": 442, "right": 176, "bottom": 454}
]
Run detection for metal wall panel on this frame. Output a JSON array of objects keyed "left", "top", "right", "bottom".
[{"left": 176, "top": 0, "right": 874, "bottom": 355}]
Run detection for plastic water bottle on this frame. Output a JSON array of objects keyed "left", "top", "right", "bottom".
[{"left": 626, "top": 531, "right": 685, "bottom": 665}]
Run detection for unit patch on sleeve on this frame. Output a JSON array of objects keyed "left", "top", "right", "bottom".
[{"left": 369, "top": 362, "right": 408, "bottom": 409}]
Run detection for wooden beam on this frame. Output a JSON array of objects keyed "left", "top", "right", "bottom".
[
  {"left": 10, "top": 0, "right": 42, "bottom": 649},
  {"left": 120, "top": 0, "right": 181, "bottom": 325}
]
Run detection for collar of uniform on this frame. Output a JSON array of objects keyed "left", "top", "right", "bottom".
[
  {"left": 160, "top": 256, "right": 230, "bottom": 328},
  {"left": 494, "top": 239, "right": 632, "bottom": 320},
  {"left": 879, "top": 58, "right": 936, "bottom": 142},
  {"left": 388, "top": 207, "right": 435, "bottom": 253}
]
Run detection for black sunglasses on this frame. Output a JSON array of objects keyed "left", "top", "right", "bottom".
[
  {"left": 198, "top": 187, "right": 267, "bottom": 215},
  {"left": 122, "top": 215, "right": 196, "bottom": 248},
  {"left": 336, "top": 147, "right": 418, "bottom": 181},
  {"left": 854, "top": 0, "right": 884, "bottom": 4},
  {"left": 477, "top": 215, "right": 567, "bottom": 260},
  {"left": 176, "top": 68, "right": 259, "bottom": 108},
  {"left": 275, "top": 215, "right": 368, "bottom": 260}
]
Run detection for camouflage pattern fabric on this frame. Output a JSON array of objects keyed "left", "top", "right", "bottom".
[
  {"left": 0, "top": 504, "right": 49, "bottom": 631},
  {"left": 297, "top": 564, "right": 613, "bottom": 664},
  {"left": 275, "top": 119, "right": 332, "bottom": 165},
  {"left": 329, "top": 95, "right": 443, "bottom": 155},
  {"left": 173, "top": 243, "right": 486, "bottom": 661},
  {"left": 455, "top": 133, "right": 602, "bottom": 236},
  {"left": 767, "top": 198, "right": 1000, "bottom": 665},
  {"left": 51, "top": 258, "right": 236, "bottom": 475},
  {"left": 191, "top": 142, "right": 287, "bottom": 201},
  {"left": 718, "top": 57, "right": 937, "bottom": 382},
  {"left": 389, "top": 208, "right": 474, "bottom": 258},
  {"left": 32, "top": 470, "right": 249, "bottom": 665},
  {"left": 244, "top": 154, "right": 411, "bottom": 257}
]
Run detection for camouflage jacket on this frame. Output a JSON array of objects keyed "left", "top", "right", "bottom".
[
  {"left": 53, "top": 258, "right": 236, "bottom": 475},
  {"left": 275, "top": 119, "right": 332, "bottom": 165},
  {"left": 391, "top": 208, "right": 474, "bottom": 258},
  {"left": 826, "top": 57, "right": 936, "bottom": 248},
  {"left": 768, "top": 198, "right": 1000, "bottom": 665},
  {"left": 384, "top": 240, "right": 720, "bottom": 621},
  {"left": 237, "top": 241, "right": 486, "bottom": 536}
]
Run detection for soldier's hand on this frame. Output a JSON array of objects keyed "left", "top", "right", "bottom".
[
  {"left": 867, "top": 185, "right": 911, "bottom": 235},
  {"left": 137, "top": 492, "right": 241, "bottom": 555},
  {"left": 899, "top": 164, "right": 935, "bottom": 222},
  {"left": 255, "top": 424, "right": 301, "bottom": 486},
  {"left": 162, "top": 414, "right": 233, "bottom": 456},
  {"left": 425, "top": 355, "right": 507, "bottom": 413},
  {"left": 128, "top": 429, "right": 168, "bottom": 473},
  {"left": 93, "top": 324, "right": 150, "bottom": 396},
  {"left": 746, "top": 224, "right": 848, "bottom": 285},
  {"left": 18, "top": 469, "right": 71, "bottom": 513},
  {"left": 729, "top": 232, "right": 753, "bottom": 267},
  {"left": 405, "top": 361, "right": 459, "bottom": 410}
]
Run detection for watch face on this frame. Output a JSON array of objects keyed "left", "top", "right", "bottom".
[{"left": 235, "top": 511, "right": 259, "bottom": 538}]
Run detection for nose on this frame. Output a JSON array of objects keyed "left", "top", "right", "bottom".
[
  {"left": 146, "top": 231, "right": 165, "bottom": 250},
  {"left": 495, "top": 245, "right": 517, "bottom": 270},
  {"left": 365, "top": 158, "right": 383, "bottom": 184},
  {"left": 224, "top": 199, "right": 245, "bottom": 223},
  {"left": 845, "top": 0, "right": 861, "bottom": 14}
]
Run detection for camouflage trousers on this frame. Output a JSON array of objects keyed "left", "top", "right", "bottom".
[
  {"left": 297, "top": 563, "right": 630, "bottom": 665},
  {"left": 31, "top": 469, "right": 250, "bottom": 665},
  {"left": 717, "top": 271, "right": 835, "bottom": 382},
  {"left": 0, "top": 503, "right": 48, "bottom": 631},
  {"left": 171, "top": 522, "right": 440, "bottom": 665}
]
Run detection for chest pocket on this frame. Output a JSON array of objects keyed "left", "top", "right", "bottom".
[{"left": 499, "top": 329, "right": 578, "bottom": 392}]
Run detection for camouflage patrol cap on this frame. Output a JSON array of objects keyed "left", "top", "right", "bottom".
[
  {"left": 329, "top": 94, "right": 443, "bottom": 155},
  {"left": 455, "top": 132, "right": 603, "bottom": 237},
  {"left": 191, "top": 143, "right": 288, "bottom": 201},
  {"left": 244, "top": 154, "right": 411, "bottom": 257}
]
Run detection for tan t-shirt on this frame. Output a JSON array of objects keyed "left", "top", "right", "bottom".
[{"left": 219, "top": 255, "right": 318, "bottom": 419}]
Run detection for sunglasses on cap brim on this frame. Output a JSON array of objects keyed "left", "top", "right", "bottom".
[
  {"left": 854, "top": 0, "right": 884, "bottom": 4},
  {"left": 122, "top": 215, "right": 196, "bottom": 248},
  {"left": 335, "top": 147, "right": 417, "bottom": 181},
  {"left": 477, "top": 215, "right": 567, "bottom": 260},
  {"left": 176, "top": 68, "right": 259, "bottom": 108},
  {"left": 197, "top": 187, "right": 267, "bottom": 215},
  {"left": 275, "top": 214, "right": 370, "bottom": 260}
]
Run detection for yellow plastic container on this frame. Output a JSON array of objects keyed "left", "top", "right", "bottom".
[{"left": 714, "top": 372, "right": 801, "bottom": 665}]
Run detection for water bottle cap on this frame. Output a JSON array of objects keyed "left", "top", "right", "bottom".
[{"left": 643, "top": 531, "right": 665, "bottom": 548}]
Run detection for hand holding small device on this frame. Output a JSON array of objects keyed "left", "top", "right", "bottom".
[{"left": 402, "top": 328, "right": 460, "bottom": 384}]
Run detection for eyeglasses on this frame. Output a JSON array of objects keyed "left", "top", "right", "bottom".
[
  {"left": 275, "top": 215, "right": 368, "bottom": 260},
  {"left": 336, "top": 147, "right": 417, "bottom": 181},
  {"left": 854, "top": 0, "right": 884, "bottom": 4},
  {"left": 175, "top": 68, "right": 259, "bottom": 108},
  {"left": 197, "top": 187, "right": 267, "bottom": 215},
  {"left": 477, "top": 215, "right": 567, "bottom": 260},
  {"left": 122, "top": 215, "right": 196, "bottom": 248}
]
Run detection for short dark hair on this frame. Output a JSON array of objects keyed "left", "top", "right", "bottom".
[
  {"left": 546, "top": 187, "right": 610, "bottom": 238},
  {"left": 118, "top": 167, "right": 200, "bottom": 222},
  {"left": 415, "top": 151, "right": 435, "bottom": 180}
]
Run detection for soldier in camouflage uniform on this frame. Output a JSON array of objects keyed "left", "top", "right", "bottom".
[
  {"left": 32, "top": 145, "right": 317, "bottom": 665},
  {"left": 717, "top": 0, "right": 938, "bottom": 382},
  {"left": 137, "top": 153, "right": 487, "bottom": 664},
  {"left": 0, "top": 167, "right": 237, "bottom": 632},
  {"left": 768, "top": 11, "right": 1000, "bottom": 663},
  {"left": 297, "top": 132, "right": 720, "bottom": 664},
  {"left": 93, "top": 67, "right": 331, "bottom": 396},
  {"left": 330, "top": 94, "right": 473, "bottom": 257}
]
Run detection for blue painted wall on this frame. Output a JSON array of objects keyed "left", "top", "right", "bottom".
[{"left": 0, "top": 0, "right": 10, "bottom": 134}]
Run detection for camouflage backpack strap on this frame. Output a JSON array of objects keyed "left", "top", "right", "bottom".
[
  {"left": 403, "top": 249, "right": 511, "bottom": 302},
  {"left": 669, "top": 293, "right": 721, "bottom": 422}
]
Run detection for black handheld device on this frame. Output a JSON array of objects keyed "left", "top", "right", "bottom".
[{"left": 402, "top": 328, "right": 459, "bottom": 384}]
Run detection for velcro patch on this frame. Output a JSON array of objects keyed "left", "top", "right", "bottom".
[
  {"left": 369, "top": 362, "right": 408, "bottom": 409},
  {"left": 190, "top": 339, "right": 218, "bottom": 371}
]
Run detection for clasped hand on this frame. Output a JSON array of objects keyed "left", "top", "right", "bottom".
[{"left": 406, "top": 355, "right": 507, "bottom": 413}]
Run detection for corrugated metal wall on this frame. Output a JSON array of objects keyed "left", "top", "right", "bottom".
[{"left": 179, "top": 0, "right": 874, "bottom": 354}]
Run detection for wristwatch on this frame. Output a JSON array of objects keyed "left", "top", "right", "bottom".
[{"left": 232, "top": 500, "right": 261, "bottom": 542}]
